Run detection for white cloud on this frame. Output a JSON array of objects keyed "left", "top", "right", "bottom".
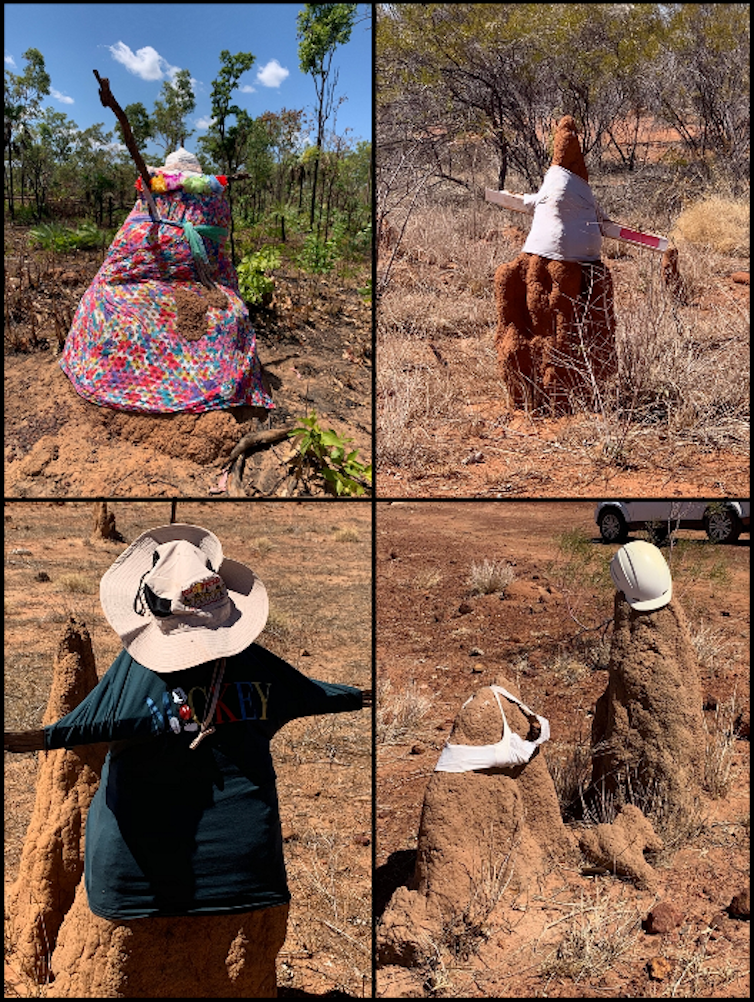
[
  {"left": 239, "top": 84, "right": 256, "bottom": 94},
  {"left": 50, "top": 87, "right": 74, "bottom": 105},
  {"left": 107, "top": 42, "right": 180, "bottom": 82},
  {"left": 195, "top": 116, "right": 215, "bottom": 130},
  {"left": 5, "top": 54, "right": 17, "bottom": 68},
  {"left": 256, "top": 59, "right": 289, "bottom": 88}
]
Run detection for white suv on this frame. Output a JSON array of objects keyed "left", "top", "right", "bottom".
[{"left": 595, "top": 501, "right": 750, "bottom": 545}]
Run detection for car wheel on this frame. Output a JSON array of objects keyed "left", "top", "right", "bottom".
[
  {"left": 598, "top": 509, "right": 628, "bottom": 543},
  {"left": 704, "top": 507, "right": 741, "bottom": 544}
]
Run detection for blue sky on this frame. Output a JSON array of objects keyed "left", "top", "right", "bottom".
[{"left": 4, "top": 3, "right": 373, "bottom": 161}]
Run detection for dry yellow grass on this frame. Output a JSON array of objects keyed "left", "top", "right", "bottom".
[{"left": 672, "top": 197, "right": 750, "bottom": 256}]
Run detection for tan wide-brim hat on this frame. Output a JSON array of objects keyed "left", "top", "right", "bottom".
[{"left": 100, "top": 524, "right": 268, "bottom": 672}]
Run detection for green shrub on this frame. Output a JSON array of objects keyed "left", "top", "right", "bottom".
[
  {"left": 237, "top": 245, "right": 282, "bottom": 306},
  {"left": 298, "top": 231, "right": 338, "bottom": 274},
  {"left": 289, "top": 412, "right": 372, "bottom": 497}
]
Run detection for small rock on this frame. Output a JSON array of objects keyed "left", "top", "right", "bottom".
[
  {"left": 728, "top": 886, "right": 750, "bottom": 920},
  {"left": 300, "top": 649, "right": 312, "bottom": 657},
  {"left": 647, "top": 956, "right": 673, "bottom": 981},
  {"left": 469, "top": 647, "right": 484, "bottom": 657},
  {"left": 458, "top": 602, "right": 473, "bottom": 615},
  {"left": 410, "top": 744, "right": 425, "bottom": 756},
  {"left": 644, "top": 901, "right": 683, "bottom": 934},
  {"left": 11, "top": 547, "right": 33, "bottom": 555},
  {"left": 17, "top": 439, "right": 58, "bottom": 477},
  {"left": 709, "top": 910, "right": 730, "bottom": 931},
  {"left": 598, "top": 971, "right": 620, "bottom": 989},
  {"left": 703, "top": 693, "right": 719, "bottom": 711},
  {"left": 35, "top": 571, "right": 51, "bottom": 582},
  {"left": 352, "top": 834, "right": 370, "bottom": 846},
  {"left": 730, "top": 271, "right": 749, "bottom": 285}
]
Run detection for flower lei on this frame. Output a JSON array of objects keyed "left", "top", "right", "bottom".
[{"left": 135, "top": 173, "right": 228, "bottom": 195}]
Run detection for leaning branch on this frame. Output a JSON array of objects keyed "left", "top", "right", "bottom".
[{"left": 93, "top": 69, "right": 158, "bottom": 222}]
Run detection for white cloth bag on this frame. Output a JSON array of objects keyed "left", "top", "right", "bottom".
[{"left": 521, "top": 165, "right": 604, "bottom": 262}]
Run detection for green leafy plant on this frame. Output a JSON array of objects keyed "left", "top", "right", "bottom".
[
  {"left": 289, "top": 412, "right": 372, "bottom": 497},
  {"left": 28, "top": 221, "right": 108, "bottom": 252},
  {"left": 298, "top": 230, "right": 338, "bottom": 274},
  {"left": 237, "top": 245, "right": 282, "bottom": 306},
  {"left": 357, "top": 277, "right": 372, "bottom": 303}
]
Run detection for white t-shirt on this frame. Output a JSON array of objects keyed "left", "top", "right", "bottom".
[{"left": 522, "top": 165, "right": 604, "bottom": 262}]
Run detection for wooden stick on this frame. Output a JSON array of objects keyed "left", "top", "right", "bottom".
[
  {"left": 4, "top": 730, "right": 46, "bottom": 753},
  {"left": 228, "top": 454, "right": 247, "bottom": 497},
  {"left": 94, "top": 69, "right": 158, "bottom": 222}
]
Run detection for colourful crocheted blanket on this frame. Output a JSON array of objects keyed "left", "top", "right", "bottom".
[{"left": 60, "top": 177, "right": 273, "bottom": 414}]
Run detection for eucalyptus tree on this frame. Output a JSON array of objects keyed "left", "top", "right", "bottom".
[
  {"left": 4, "top": 47, "right": 51, "bottom": 218},
  {"left": 296, "top": 3, "right": 357, "bottom": 229}
]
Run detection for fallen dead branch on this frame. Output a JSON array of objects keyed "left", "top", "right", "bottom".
[{"left": 227, "top": 426, "right": 295, "bottom": 464}]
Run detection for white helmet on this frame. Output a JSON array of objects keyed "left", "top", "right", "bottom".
[{"left": 610, "top": 540, "right": 672, "bottom": 611}]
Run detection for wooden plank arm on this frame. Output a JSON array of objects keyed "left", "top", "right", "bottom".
[
  {"left": 484, "top": 188, "right": 668, "bottom": 252},
  {"left": 4, "top": 729, "right": 46, "bottom": 752}
]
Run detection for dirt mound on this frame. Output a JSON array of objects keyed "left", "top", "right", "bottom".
[
  {"left": 5, "top": 617, "right": 106, "bottom": 983},
  {"left": 579, "top": 803, "right": 664, "bottom": 889},
  {"left": 46, "top": 883, "right": 288, "bottom": 998},
  {"left": 377, "top": 679, "right": 576, "bottom": 966},
  {"left": 493, "top": 116, "right": 615, "bottom": 413},
  {"left": 494, "top": 253, "right": 616, "bottom": 412},
  {"left": 590, "top": 592, "right": 706, "bottom": 817},
  {"left": 552, "top": 114, "right": 589, "bottom": 181},
  {"left": 98, "top": 406, "right": 261, "bottom": 465}
]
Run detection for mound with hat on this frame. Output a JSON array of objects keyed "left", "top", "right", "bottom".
[
  {"left": 589, "top": 541, "right": 706, "bottom": 818},
  {"left": 60, "top": 148, "right": 273, "bottom": 415},
  {"left": 5, "top": 521, "right": 366, "bottom": 997},
  {"left": 493, "top": 115, "right": 616, "bottom": 413}
]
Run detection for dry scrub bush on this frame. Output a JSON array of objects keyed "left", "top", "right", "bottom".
[
  {"left": 671, "top": 197, "right": 750, "bottom": 257},
  {"left": 54, "top": 573, "right": 96, "bottom": 595},
  {"left": 538, "top": 886, "right": 644, "bottom": 986},
  {"left": 703, "top": 691, "right": 741, "bottom": 799},
  {"left": 377, "top": 294, "right": 505, "bottom": 472},
  {"left": 376, "top": 678, "right": 431, "bottom": 745},
  {"left": 688, "top": 621, "right": 734, "bottom": 673},
  {"left": 564, "top": 244, "right": 750, "bottom": 460},
  {"left": 467, "top": 558, "right": 515, "bottom": 596},
  {"left": 283, "top": 824, "right": 371, "bottom": 996},
  {"left": 547, "top": 738, "right": 593, "bottom": 820},
  {"left": 332, "top": 526, "right": 360, "bottom": 543}
]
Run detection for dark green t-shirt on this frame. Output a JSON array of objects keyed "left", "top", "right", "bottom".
[{"left": 44, "top": 644, "right": 363, "bottom": 920}]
